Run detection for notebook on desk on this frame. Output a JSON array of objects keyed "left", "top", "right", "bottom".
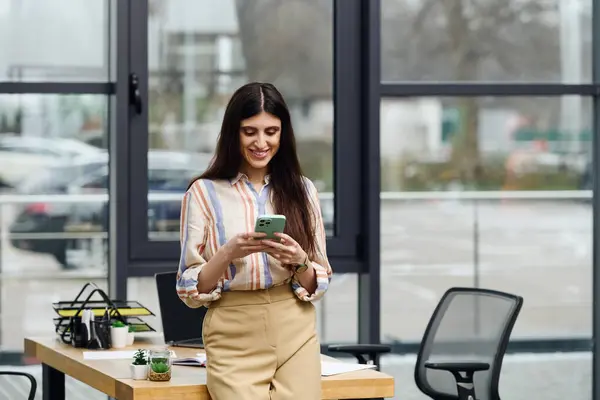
[
  {"left": 172, "top": 353, "right": 207, "bottom": 367},
  {"left": 155, "top": 272, "right": 207, "bottom": 349}
]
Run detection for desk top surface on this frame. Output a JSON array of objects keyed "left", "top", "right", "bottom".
[{"left": 24, "top": 336, "right": 395, "bottom": 400}]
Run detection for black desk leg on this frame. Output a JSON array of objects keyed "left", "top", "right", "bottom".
[{"left": 43, "top": 363, "right": 65, "bottom": 400}]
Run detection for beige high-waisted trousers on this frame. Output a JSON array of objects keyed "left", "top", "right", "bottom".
[{"left": 203, "top": 283, "right": 321, "bottom": 400}]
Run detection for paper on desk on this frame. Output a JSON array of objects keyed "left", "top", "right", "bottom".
[
  {"left": 320, "top": 361, "right": 377, "bottom": 376},
  {"left": 83, "top": 350, "right": 137, "bottom": 360},
  {"left": 83, "top": 350, "right": 178, "bottom": 361},
  {"left": 169, "top": 353, "right": 375, "bottom": 376}
]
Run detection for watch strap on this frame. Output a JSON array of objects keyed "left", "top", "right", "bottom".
[{"left": 294, "top": 254, "right": 310, "bottom": 274}]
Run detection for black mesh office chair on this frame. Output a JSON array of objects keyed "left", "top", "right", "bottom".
[
  {"left": 414, "top": 287, "right": 523, "bottom": 400},
  {"left": 0, "top": 371, "right": 37, "bottom": 400}
]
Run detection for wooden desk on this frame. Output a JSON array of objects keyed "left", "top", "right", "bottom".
[{"left": 24, "top": 336, "right": 395, "bottom": 399}]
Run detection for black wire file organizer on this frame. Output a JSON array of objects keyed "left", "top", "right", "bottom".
[{"left": 52, "top": 282, "right": 156, "bottom": 349}]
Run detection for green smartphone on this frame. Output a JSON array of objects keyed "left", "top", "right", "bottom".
[{"left": 254, "top": 214, "right": 286, "bottom": 241}]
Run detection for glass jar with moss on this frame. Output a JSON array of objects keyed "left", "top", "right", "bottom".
[{"left": 147, "top": 348, "right": 172, "bottom": 381}]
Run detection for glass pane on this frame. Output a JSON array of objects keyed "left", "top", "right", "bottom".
[
  {"left": 0, "top": 94, "right": 108, "bottom": 353},
  {"left": 0, "top": 0, "right": 110, "bottom": 82},
  {"left": 315, "top": 273, "right": 358, "bottom": 343},
  {"left": 381, "top": 0, "right": 592, "bottom": 82},
  {"left": 147, "top": 0, "right": 334, "bottom": 241},
  {"left": 380, "top": 96, "right": 591, "bottom": 398}
]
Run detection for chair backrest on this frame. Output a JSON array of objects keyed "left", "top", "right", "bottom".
[
  {"left": 0, "top": 371, "right": 37, "bottom": 400},
  {"left": 155, "top": 271, "right": 207, "bottom": 343},
  {"left": 414, "top": 287, "right": 523, "bottom": 400}
]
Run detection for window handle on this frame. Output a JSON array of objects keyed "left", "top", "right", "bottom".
[{"left": 129, "top": 73, "right": 143, "bottom": 115}]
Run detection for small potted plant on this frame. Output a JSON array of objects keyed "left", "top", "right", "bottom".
[
  {"left": 148, "top": 349, "right": 172, "bottom": 382},
  {"left": 126, "top": 325, "right": 136, "bottom": 346},
  {"left": 130, "top": 349, "right": 148, "bottom": 380},
  {"left": 110, "top": 320, "right": 128, "bottom": 349}
]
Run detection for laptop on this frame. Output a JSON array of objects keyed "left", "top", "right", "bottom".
[{"left": 155, "top": 271, "right": 207, "bottom": 349}]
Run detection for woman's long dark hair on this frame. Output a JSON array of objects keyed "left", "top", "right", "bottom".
[{"left": 188, "top": 82, "right": 316, "bottom": 257}]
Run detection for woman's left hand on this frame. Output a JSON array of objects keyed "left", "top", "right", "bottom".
[{"left": 262, "top": 233, "right": 307, "bottom": 265}]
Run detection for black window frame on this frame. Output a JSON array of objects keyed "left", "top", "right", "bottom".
[{"left": 124, "top": 0, "right": 366, "bottom": 276}]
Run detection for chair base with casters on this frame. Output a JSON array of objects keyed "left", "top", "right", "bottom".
[
  {"left": 0, "top": 371, "right": 37, "bottom": 400},
  {"left": 327, "top": 344, "right": 392, "bottom": 371}
]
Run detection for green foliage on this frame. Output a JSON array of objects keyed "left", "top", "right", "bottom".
[
  {"left": 296, "top": 138, "right": 333, "bottom": 191},
  {"left": 149, "top": 129, "right": 167, "bottom": 149},
  {"left": 0, "top": 109, "right": 22, "bottom": 134},
  {"left": 507, "top": 170, "right": 580, "bottom": 191},
  {"left": 384, "top": 156, "right": 582, "bottom": 192},
  {"left": 132, "top": 349, "right": 147, "bottom": 365},
  {"left": 111, "top": 320, "right": 126, "bottom": 328},
  {"left": 128, "top": 325, "right": 136, "bottom": 333},
  {"left": 150, "top": 361, "right": 170, "bottom": 374}
]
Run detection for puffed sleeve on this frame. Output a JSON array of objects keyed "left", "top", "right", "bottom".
[
  {"left": 292, "top": 178, "right": 333, "bottom": 302},
  {"left": 176, "top": 183, "right": 222, "bottom": 308}
]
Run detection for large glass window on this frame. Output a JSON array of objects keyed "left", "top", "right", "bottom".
[
  {"left": 0, "top": 0, "right": 110, "bottom": 82},
  {"left": 379, "top": 95, "right": 592, "bottom": 398},
  {"left": 0, "top": 1, "right": 116, "bottom": 397},
  {"left": 145, "top": 0, "right": 335, "bottom": 242},
  {"left": 381, "top": 0, "right": 592, "bottom": 83}
]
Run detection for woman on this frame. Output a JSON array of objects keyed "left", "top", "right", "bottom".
[{"left": 176, "top": 82, "right": 332, "bottom": 400}]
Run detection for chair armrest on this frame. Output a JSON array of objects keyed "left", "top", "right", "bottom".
[
  {"left": 0, "top": 371, "right": 37, "bottom": 400},
  {"left": 424, "top": 362, "right": 489, "bottom": 400},
  {"left": 424, "top": 361, "right": 489, "bottom": 373},
  {"left": 327, "top": 344, "right": 391, "bottom": 368}
]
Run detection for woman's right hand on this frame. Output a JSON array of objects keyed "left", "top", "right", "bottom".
[
  {"left": 195, "top": 232, "right": 269, "bottom": 295},
  {"left": 221, "top": 232, "right": 269, "bottom": 261}
]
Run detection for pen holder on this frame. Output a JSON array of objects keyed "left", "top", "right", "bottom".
[
  {"left": 68, "top": 317, "right": 87, "bottom": 348},
  {"left": 66, "top": 317, "right": 111, "bottom": 349},
  {"left": 89, "top": 319, "right": 111, "bottom": 349}
]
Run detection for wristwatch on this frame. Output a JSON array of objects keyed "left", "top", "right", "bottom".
[{"left": 294, "top": 254, "right": 310, "bottom": 274}]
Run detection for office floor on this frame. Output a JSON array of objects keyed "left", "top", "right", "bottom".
[{"left": 1, "top": 352, "right": 591, "bottom": 400}]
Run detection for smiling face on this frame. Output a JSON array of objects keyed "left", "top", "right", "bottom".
[{"left": 239, "top": 111, "right": 281, "bottom": 177}]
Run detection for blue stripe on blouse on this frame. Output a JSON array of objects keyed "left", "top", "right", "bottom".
[{"left": 204, "top": 180, "right": 236, "bottom": 281}]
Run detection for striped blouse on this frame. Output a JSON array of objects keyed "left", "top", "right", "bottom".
[{"left": 176, "top": 172, "right": 333, "bottom": 308}]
